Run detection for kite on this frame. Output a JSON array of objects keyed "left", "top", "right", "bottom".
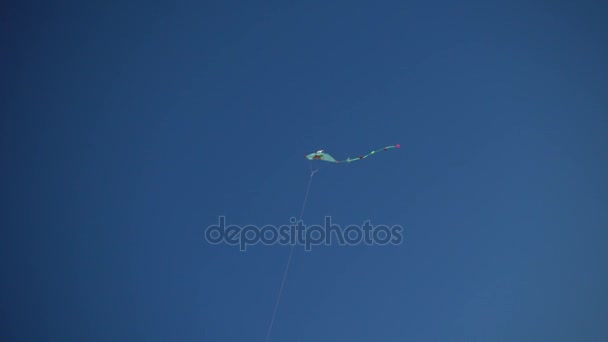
[
  {"left": 266, "top": 142, "right": 400, "bottom": 341},
  {"left": 305, "top": 144, "right": 400, "bottom": 163}
]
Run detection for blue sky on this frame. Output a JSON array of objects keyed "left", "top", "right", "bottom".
[{"left": 2, "top": 0, "right": 607, "bottom": 341}]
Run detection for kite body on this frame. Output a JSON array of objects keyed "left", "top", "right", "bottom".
[
  {"left": 305, "top": 150, "right": 337, "bottom": 162},
  {"left": 305, "top": 144, "right": 400, "bottom": 163}
]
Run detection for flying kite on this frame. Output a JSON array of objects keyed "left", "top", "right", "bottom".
[
  {"left": 305, "top": 144, "right": 400, "bottom": 163},
  {"left": 267, "top": 142, "right": 400, "bottom": 342}
]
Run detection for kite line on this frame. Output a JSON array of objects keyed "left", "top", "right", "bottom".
[{"left": 265, "top": 164, "right": 317, "bottom": 342}]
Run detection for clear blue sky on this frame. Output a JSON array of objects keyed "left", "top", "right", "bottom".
[{"left": 2, "top": 1, "right": 607, "bottom": 341}]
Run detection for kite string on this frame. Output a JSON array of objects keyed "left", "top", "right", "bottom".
[{"left": 265, "top": 165, "right": 317, "bottom": 342}]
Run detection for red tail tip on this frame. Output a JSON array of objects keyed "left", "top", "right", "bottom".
[{"left": 396, "top": 144, "right": 400, "bottom": 148}]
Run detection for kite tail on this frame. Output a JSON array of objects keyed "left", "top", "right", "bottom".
[{"left": 336, "top": 143, "right": 400, "bottom": 163}]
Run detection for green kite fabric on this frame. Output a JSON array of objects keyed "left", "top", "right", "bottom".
[{"left": 305, "top": 144, "right": 400, "bottom": 163}]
